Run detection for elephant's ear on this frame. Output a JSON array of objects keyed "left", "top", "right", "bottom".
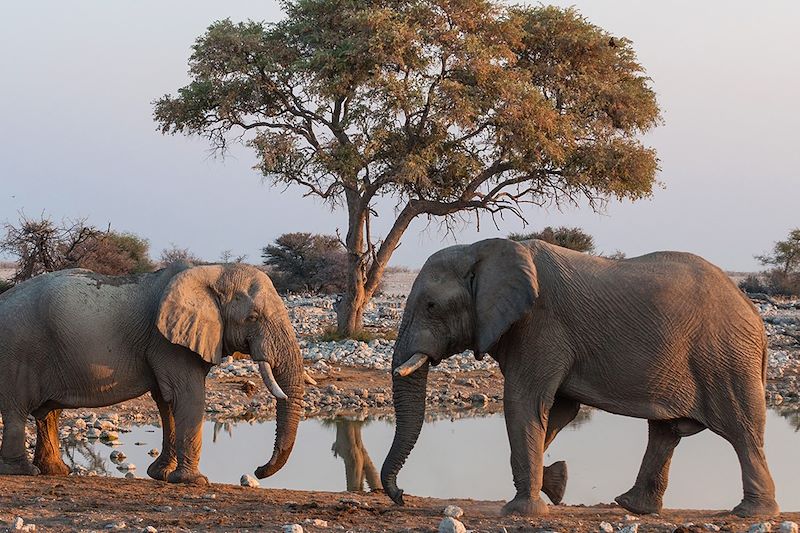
[
  {"left": 156, "top": 265, "right": 224, "bottom": 364},
  {"left": 470, "top": 239, "right": 539, "bottom": 354}
]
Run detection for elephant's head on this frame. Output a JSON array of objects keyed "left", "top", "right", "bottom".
[
  {"left": 381, "top": 239, "right": 539, "bottom": 504},
  {"left": 156, "top": 263, "right": 304, "bottom": 478}
]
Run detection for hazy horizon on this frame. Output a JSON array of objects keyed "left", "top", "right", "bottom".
[{"left": 1, "top": 1, "right": 797, "bottom": 270}]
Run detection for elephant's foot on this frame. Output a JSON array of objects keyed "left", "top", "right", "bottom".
[
  {"left": 34, "top": 457, "right": 71, "bottom": 476},
  {"left": 501, "top": 495, "right": 548, "bottom": 517},
  {"left": 542, "top": 461, "right": 567, "bottom": 505},
  {"left": 615, "top": 486, "right": 662, "bottom": 515},
  {"left": 147, "top": 456, "right": 177, "bottom": 481},
  {"left": 731, "top": 497, "right": 780, "bottom": 518},
  {"left": 167, "top": 467, "right": 209, "bottom": 486},
  {"left": 0, "top": 457, "right": 40, "bottom": 476}
]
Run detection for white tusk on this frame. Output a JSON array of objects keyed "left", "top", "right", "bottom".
[
  {"left": 258, "top": 362, "right": 287, "bottom": 400},
  {"left": 303, "top": 370, "right": 317, "bottom": 386},
  {"left": 393, "top": 353, "right": 430, "bottom": 377}
]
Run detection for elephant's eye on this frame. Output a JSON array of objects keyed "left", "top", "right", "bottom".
[
  {"left": 246, "top": 313, "right": 260, "bottom": 322},
  {"left": 426, "top": 301, "right": 436, "bottom": 311}
]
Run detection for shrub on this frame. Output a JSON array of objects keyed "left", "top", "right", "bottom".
[
  {"left": 509, "top": 226, "right": 595, "bottom": 254},
  {"left": 160, "top": 243, "right": 203, "bottom": 266},
  {"left": 752, "top": 229, "right": 800, "bottom": 297},
  {"left": 739, "top": 274, "right": 769, "bottom": 295},
  {"left": 262, "top": 233, "right": 348, "bottom": 294},
  {"left": 76, "top": 231, "right": 155, "bottom": 275}
]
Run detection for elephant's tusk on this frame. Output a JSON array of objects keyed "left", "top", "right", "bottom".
[
  {"left": 258, "top": 362, "right": 288, "bottom": 400},
  {"left": 303, "top": 370, "right": 317, "bottom": 386},
  {"left": 393, "top": 353, "right": 430, "bottom": 377}
]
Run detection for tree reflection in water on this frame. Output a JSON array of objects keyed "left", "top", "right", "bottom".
[
  {"left": 61, "top": 438, "right": 110, "bottom": 475},
  {"left": 328, "top": 418, "right": 382, "bottom": 492}
]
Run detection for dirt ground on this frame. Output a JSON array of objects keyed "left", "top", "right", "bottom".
[{"left": 1, "top": 474, "right": 798, "bottom": 533}]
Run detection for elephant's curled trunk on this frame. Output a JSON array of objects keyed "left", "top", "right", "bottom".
[
  {"left": 380, "top": 361, "right": 430, "bottom": 504},
  {"left": 253, "top": 334, "right": 304, "bottom": 479}
]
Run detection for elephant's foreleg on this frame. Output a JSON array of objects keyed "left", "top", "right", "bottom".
[
  {"left": 501, "top": 379, "right": 554, "bottom": 516},
  {"left": 147, "top": 389, "right": 177, "bottom": 481},
  {"left": 33, "top": 409, "right": 70, "bottom": 476},
  {"left": 615, "top": 420, "right": 681, "bottom": 514},
  {"left": 166, "top": 384, "right": 208, "bottom": 486},
  {"left": 0, "top": 409, "right": 39, "bottom": 475},
  {"left": 541, "top": 397, "right": 580, "bottom": 505}
]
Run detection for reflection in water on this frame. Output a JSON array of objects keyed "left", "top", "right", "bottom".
[
  {"left": 63, "top": 409, "right": 800, "bottom": 510},
  {"left": 329, "top": 418, "right": 382, "bottom": 492},
  {"left": 62, "top": 439, "right": 110, "bottom": 475}
]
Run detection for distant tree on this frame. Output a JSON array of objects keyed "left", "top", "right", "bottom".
[
  {"left": 1, "top": 213, "right": 155, "bottom": 281},
  {"left": 160, "top": 243, "right": 203, "bottom": 266},
  {"left": 509, "top": 226, "right": 595, "bottom": 253},
  {"left": 155, "top": 1, "right": 661, "bottom": 335},
  {"left": 76, "top": 231, "right": 155, "bottom": 275},
  {"left": 1, "top": 214, "right": 101, "bottom": 282},
  {"left": 747, "top": 229, "right": 800, "bottom": 297},
  {"left": 602, "top": 250, "right": 627, "bottom": 260},
  {"left": 220, "top": 249, "right": 248, "bottom": 263},
  {"left": 262, "top": 233, "right": 348, "bottom": 294}
]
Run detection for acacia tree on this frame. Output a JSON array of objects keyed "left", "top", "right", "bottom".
[
  {"left": 154, "top": 0, "right": 661, "bottom": 335},
  {"left": 509, "top": 226, "right": 595, "bottom": 253}
]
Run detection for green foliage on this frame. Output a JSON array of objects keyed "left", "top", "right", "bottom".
[
  {"left": 77, "top": 231, "right": 155, "bottom": 275},
  {"left": 745, "top": 229, "right": 800, "bottom": 297},
  {"left": 155, "top": 0, "right": 662, "bottom": 333},
  {"left": 160, "top": 243, "right": 203, "bottom": 266},
  {"left": 509, "top": 226, "right": 595, "bottom": 253},
  {"left": 262, "top": 232, "right": 348, "bottom": 294}
]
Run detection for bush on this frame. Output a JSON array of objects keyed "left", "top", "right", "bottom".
[
  {"left": 739, "top": 274, "right": 769, "bottom": 295},
  {"left": 160, "top": 243, "right": 203, "bottom": 266},
  {"left": 76, "top": 231, "right": 155, "bottom": 275},
  {"left": 509, "top": 226, "right": 595, "bottom": 253},
  {"left": 262, "top": 233, "right": 348, "bottom": 294},
  {"left": 750, "top": 229, "right": 800, "bottom": 297}
]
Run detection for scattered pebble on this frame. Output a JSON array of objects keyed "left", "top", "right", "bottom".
[
  {"left": 282, "top": 525, "right": 303, "bottom": 533},
  {"left": 618, "top": 524, "right": 639, "bottom": 533},
  {"left": 104, "top": 522, "right": 126, "bottom": 530},
  {"left": 748, "top": 523, "right": 772, "bottom": 533},
  {"left": 240, "top": 474, "right": 260, "bottom": 487},
  {"left": 438, "top": 517, "right": 467, "bottom": 533},
  {"left": 141, "top": 527, "right": 158, "bottom": 533},
  {"left": 148, "top": 448, "right": 160, "bottom": 456},
  {"left": 304, "top": 518, "right": 328, "bottom": 527},
  {"left": 109, "top": 450, "right": 126, "bottom": 463},
  {"left": 780, "top": 522, "right": 799, "bottom": 533},
  {"left": 599, "top": 521, "right": 614, "bottom": 533},
  {"left": 703, "top": 525, "right": 721, "bottom": 532},
  {"left": 155, "top": 505, "right": 172, "bottom": 513},
  {"left": 443, "top": 505, "right": 464, "bottom": 518}
]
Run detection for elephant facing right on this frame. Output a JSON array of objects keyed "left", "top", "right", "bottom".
[{"left": 381, "top": 238, "right": 779, "bottom": 518}]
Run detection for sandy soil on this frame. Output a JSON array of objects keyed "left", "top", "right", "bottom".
[{"left": 1, "top": 474, "right": 798, "bottom": 532}]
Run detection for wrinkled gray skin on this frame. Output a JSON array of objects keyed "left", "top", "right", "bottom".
[
  {"left": 0, "top": 263, "right": 304, "bottom": 484},
  {"left": 381, "top": 238, "right": 778, "bottom": 518}
]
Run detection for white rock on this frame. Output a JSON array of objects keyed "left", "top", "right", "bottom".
[
  {"left": 117, "top": 462, "right": 136, "bottom": 471},
  {"left": 141, "top": 527, "right": 158, "bottom": 533},
  {"left": 100, "top": 430, "right": 119, "bottom": 441},
  {"left": 438, "top": 517, "right": 467, "bottom": 533},
  {"left": 148, "top": 448, "right": 159, "bottom": 456},
  {"left": 624, "top": 515, "right": 640, "bottom": 522},
  {"left": 12, "top": 517, "right": 24, "bottom": 530},
  {"left": 618, "top": 524, "right": 639, "bottom": 533},
  {"left": 599, "top": 521, "right": 614, "bottom": 533},
  {"left": 304, "top": 518, "right": 328, "bottom": 527},
  {"left": 282, "top": 525, "right": 303, "bottom": 533},
  {"left": 104, "top": 522, "right": 126, "bottom": 530},
  {"left": 780, "top": 522, "right": 799, "bottom": 533},
  {"left": 240, "top": 474, "right": 260, "bottom": 487},
  {"left": 748, "top": 523, "right": 772, "bottom": 533},
  {"left": 703, "top": 525, "right": 721, "bottom": 532},
  {"left": 443, "top": 505, "right": 464, "bottom": 518}
]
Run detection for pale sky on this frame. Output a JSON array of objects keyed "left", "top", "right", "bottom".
[{"left": 0, "top": 1, "right": 797, "bottom": 270}]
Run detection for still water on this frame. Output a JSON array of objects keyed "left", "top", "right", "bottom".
[{"left": 67, "top": 410, "right": 800, "bottom": 510}]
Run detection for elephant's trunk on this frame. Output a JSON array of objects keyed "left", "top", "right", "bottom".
[
  {"left": 252, "top": 327, "right": 304, "bottom": 479},
  {"left": 380, "top": 356, "right": 430, "bottom": 505}
]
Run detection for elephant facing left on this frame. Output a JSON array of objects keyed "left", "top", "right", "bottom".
[{"left": 0, "top": 263, "right": 304, "bottom": 485}]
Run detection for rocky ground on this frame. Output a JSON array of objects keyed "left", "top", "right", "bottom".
[{"left": 1, "top": 475, "right": 799, "bottom": 533}]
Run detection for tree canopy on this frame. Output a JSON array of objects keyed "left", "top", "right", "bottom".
[
  {"left": 154, "top": 0, "right": 661, "bottom": 334},
  {"left": 509, "top": 226, "right": 595, "bottom": 253}
]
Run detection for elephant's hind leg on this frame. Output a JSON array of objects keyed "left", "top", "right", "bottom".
[
  {"left": 541, "top": 397, "right": 580, "bottom": 505},
  {"left": 616, "top": 419, "right": 685, "bottom": 515},
  {"left": 147, "top": 389, "right": 178, "bottom": 481},
  {"left": 33, "top": 409, "right": 71, "bottom": 476},
  {"left": 0, "top": 408, "right": 39, "bottom": 475}
]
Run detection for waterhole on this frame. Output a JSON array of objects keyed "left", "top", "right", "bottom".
[{"left": 66, "top": 409, "right": 800, "bottom": 510}]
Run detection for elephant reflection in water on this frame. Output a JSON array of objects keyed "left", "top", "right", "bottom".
[{"left": 331, "top": 418, "right": 382, "bottom": 492}]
